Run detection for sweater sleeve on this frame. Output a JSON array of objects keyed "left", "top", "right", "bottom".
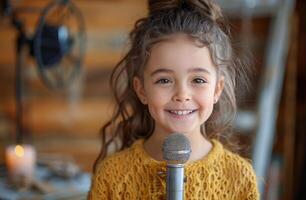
[
  {"left": 245, "top": 176, "right": 260, "bottom": 200},
  {"left": 243, "top": 161, "right": 260, "bottom": 200},
  {"left": 87, "top": 163, "right": 110, "bottom": 200}
]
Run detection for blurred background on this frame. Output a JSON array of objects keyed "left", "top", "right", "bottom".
[{"left": 0, "top": 0, "right": 305, "bottom": 199}]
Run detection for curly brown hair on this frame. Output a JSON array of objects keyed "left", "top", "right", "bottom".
[{"left": 93, "top": 0, "right": 250, "bottom": 172}]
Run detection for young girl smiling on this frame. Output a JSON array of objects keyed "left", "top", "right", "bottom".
[
  {"left": 134, "top": 34, "right": 223, "bottom": 163},
  {"left": 89, "top": 0, "right": 259, "bottom": 199}
]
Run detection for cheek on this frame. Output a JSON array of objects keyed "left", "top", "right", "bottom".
[
  {"left": 146, "top": 91, "right": 171, "bottom": 120},
  {"left": 144, "top": 84, "right": 169, "bottom": 104},
  {"left": 147, "top": 105, "right": 158, "bottom": 121},
  {"left": 146, "top": 103, "right": 164, "bottom": 124},
  {"left": 146, "top": 94, "right": 166, "bottom": 113},
  {"left": 146, "top": 93, "right": 164, "bottom": 110},
  {"left": 195, "top": 91, "right": 215, "bottom": 114},
  {"left": 195, "top": 89, "right": 215, "bottom": 103}
]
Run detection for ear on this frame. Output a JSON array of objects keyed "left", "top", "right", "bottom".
[
  {"left": 214, "top": 76, "right": 224, "bottom": 104},
  {"left": 133, "top": 76, "right": 147, "bottom": 104}
]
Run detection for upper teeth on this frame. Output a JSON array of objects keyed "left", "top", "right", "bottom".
[{"left": 169, "top": 110, "right": 194, "bottom": 115}]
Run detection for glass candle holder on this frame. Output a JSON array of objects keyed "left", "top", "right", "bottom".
[{"left": 5, "top": 144, "right": 37, "bottom": 187}]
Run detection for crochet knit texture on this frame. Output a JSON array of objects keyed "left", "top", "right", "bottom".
[{"left": 89, "top": 139, "right": 259, "bottom": 200}]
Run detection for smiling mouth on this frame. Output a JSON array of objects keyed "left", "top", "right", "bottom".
[{"left": 167, "top": 110, "right": 197, "bottom": 116}]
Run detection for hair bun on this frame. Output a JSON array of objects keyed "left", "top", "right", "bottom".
[
  {"left": 148, "top": 0, "right": 223, "bottom": 22},
  {"left": 148, "top": 0, "right": 178, "bottom": 15},
  {"left": 188, "top": 0, "right": 223, "bottom": 21}
]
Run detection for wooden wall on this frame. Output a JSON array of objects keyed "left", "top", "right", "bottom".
[{"left": 0, "top": 0, "right": 147, "bottom": 171}]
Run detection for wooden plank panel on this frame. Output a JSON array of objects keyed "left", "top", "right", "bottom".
[
  {"left": 2, "top": 97, "right": 114, "bottom": 136},
  {"left": 8, "top": 0, "right": 147, "bottom": 30}
]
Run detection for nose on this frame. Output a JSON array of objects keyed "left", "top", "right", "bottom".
[{"left": 172, "top": 84, "right": 191, "bottom": 102}]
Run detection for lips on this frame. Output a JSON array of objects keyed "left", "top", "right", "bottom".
[{"left": 167, "top": 109, "right": 197, "bottom": 115}]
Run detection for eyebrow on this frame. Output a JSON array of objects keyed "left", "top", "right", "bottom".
[{"left": 150, "top": 67, "right": 211, "bottom": 77}]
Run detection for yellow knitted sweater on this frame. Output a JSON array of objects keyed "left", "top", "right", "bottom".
[{"left": 89, "top": 139, "right": 259, "bottom": 199}]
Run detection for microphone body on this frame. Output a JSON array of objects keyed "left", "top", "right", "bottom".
[
  {"left": 166, "top": 164, "right": 184, "bottom": 200},
  {"left": 162, "top": 133, "right": 191, "bottom": 200}
]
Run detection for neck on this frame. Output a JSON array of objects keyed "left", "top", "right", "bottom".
[{"left": 144, "top": 131, "right": 212, "bottom": 163}]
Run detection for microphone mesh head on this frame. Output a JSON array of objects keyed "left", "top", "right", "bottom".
[{"left": 162, "top": 133, "right": 191, "bottom": 164}]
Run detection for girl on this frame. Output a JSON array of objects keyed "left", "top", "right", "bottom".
[{"left": 89, "top": 0, "right": 259, "bottom": 199}]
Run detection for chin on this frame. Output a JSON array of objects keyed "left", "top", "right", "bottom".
[{"left": 168, "top": 128, "right": 195, "bottom": 135}]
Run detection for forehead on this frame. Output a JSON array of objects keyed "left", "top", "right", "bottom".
[{"left": 145, "top": 34, "right": 216, "bottom": 73}]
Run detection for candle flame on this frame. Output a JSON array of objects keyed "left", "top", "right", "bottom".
[{"left": 15, "top": 145, "right": 24, "bottom": 157}]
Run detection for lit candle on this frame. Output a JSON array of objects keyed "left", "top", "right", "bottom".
[{"left": 5, "top": 144, "right": 36, "bottom": 186}]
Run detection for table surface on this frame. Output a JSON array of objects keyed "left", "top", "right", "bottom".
[{"left": 0, "top": 164, "right": 91, "bottom": 200}]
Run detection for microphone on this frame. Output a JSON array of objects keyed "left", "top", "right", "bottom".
[{"left": 162, "top": 133, "right": 191, "bottom": 200}]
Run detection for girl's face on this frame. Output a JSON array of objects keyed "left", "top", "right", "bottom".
[{"left": 134, "top": 34, "right": 224, "bottom": 139}]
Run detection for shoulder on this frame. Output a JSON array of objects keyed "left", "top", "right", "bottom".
[
  {"left": 95, "top": 139, "right": 144, "bottom": 178},
  {"left": 89, "top": 140, "right": 145, "bottom": 198},
  {"left": 215, "top": 140, "right": 259, "bottom": 198},
  {"left": 224, "top": 148, "right": 256, "bottom": 178},
  {"left": 224, "top": 147, "right": 252, "bottom": 168},
  {"left": 214, "top": 140, "right": 256, "bottom": 178},
  {"left": 211, "top": 140, "right": 255, "bottom": 174}
]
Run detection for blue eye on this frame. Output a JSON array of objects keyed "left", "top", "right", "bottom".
[
  {"left": 155, "top": 78, "right": 171, "bottom": 84},
  {"left": 193, "top": 78, "right": 206, "bottom": 84}
]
